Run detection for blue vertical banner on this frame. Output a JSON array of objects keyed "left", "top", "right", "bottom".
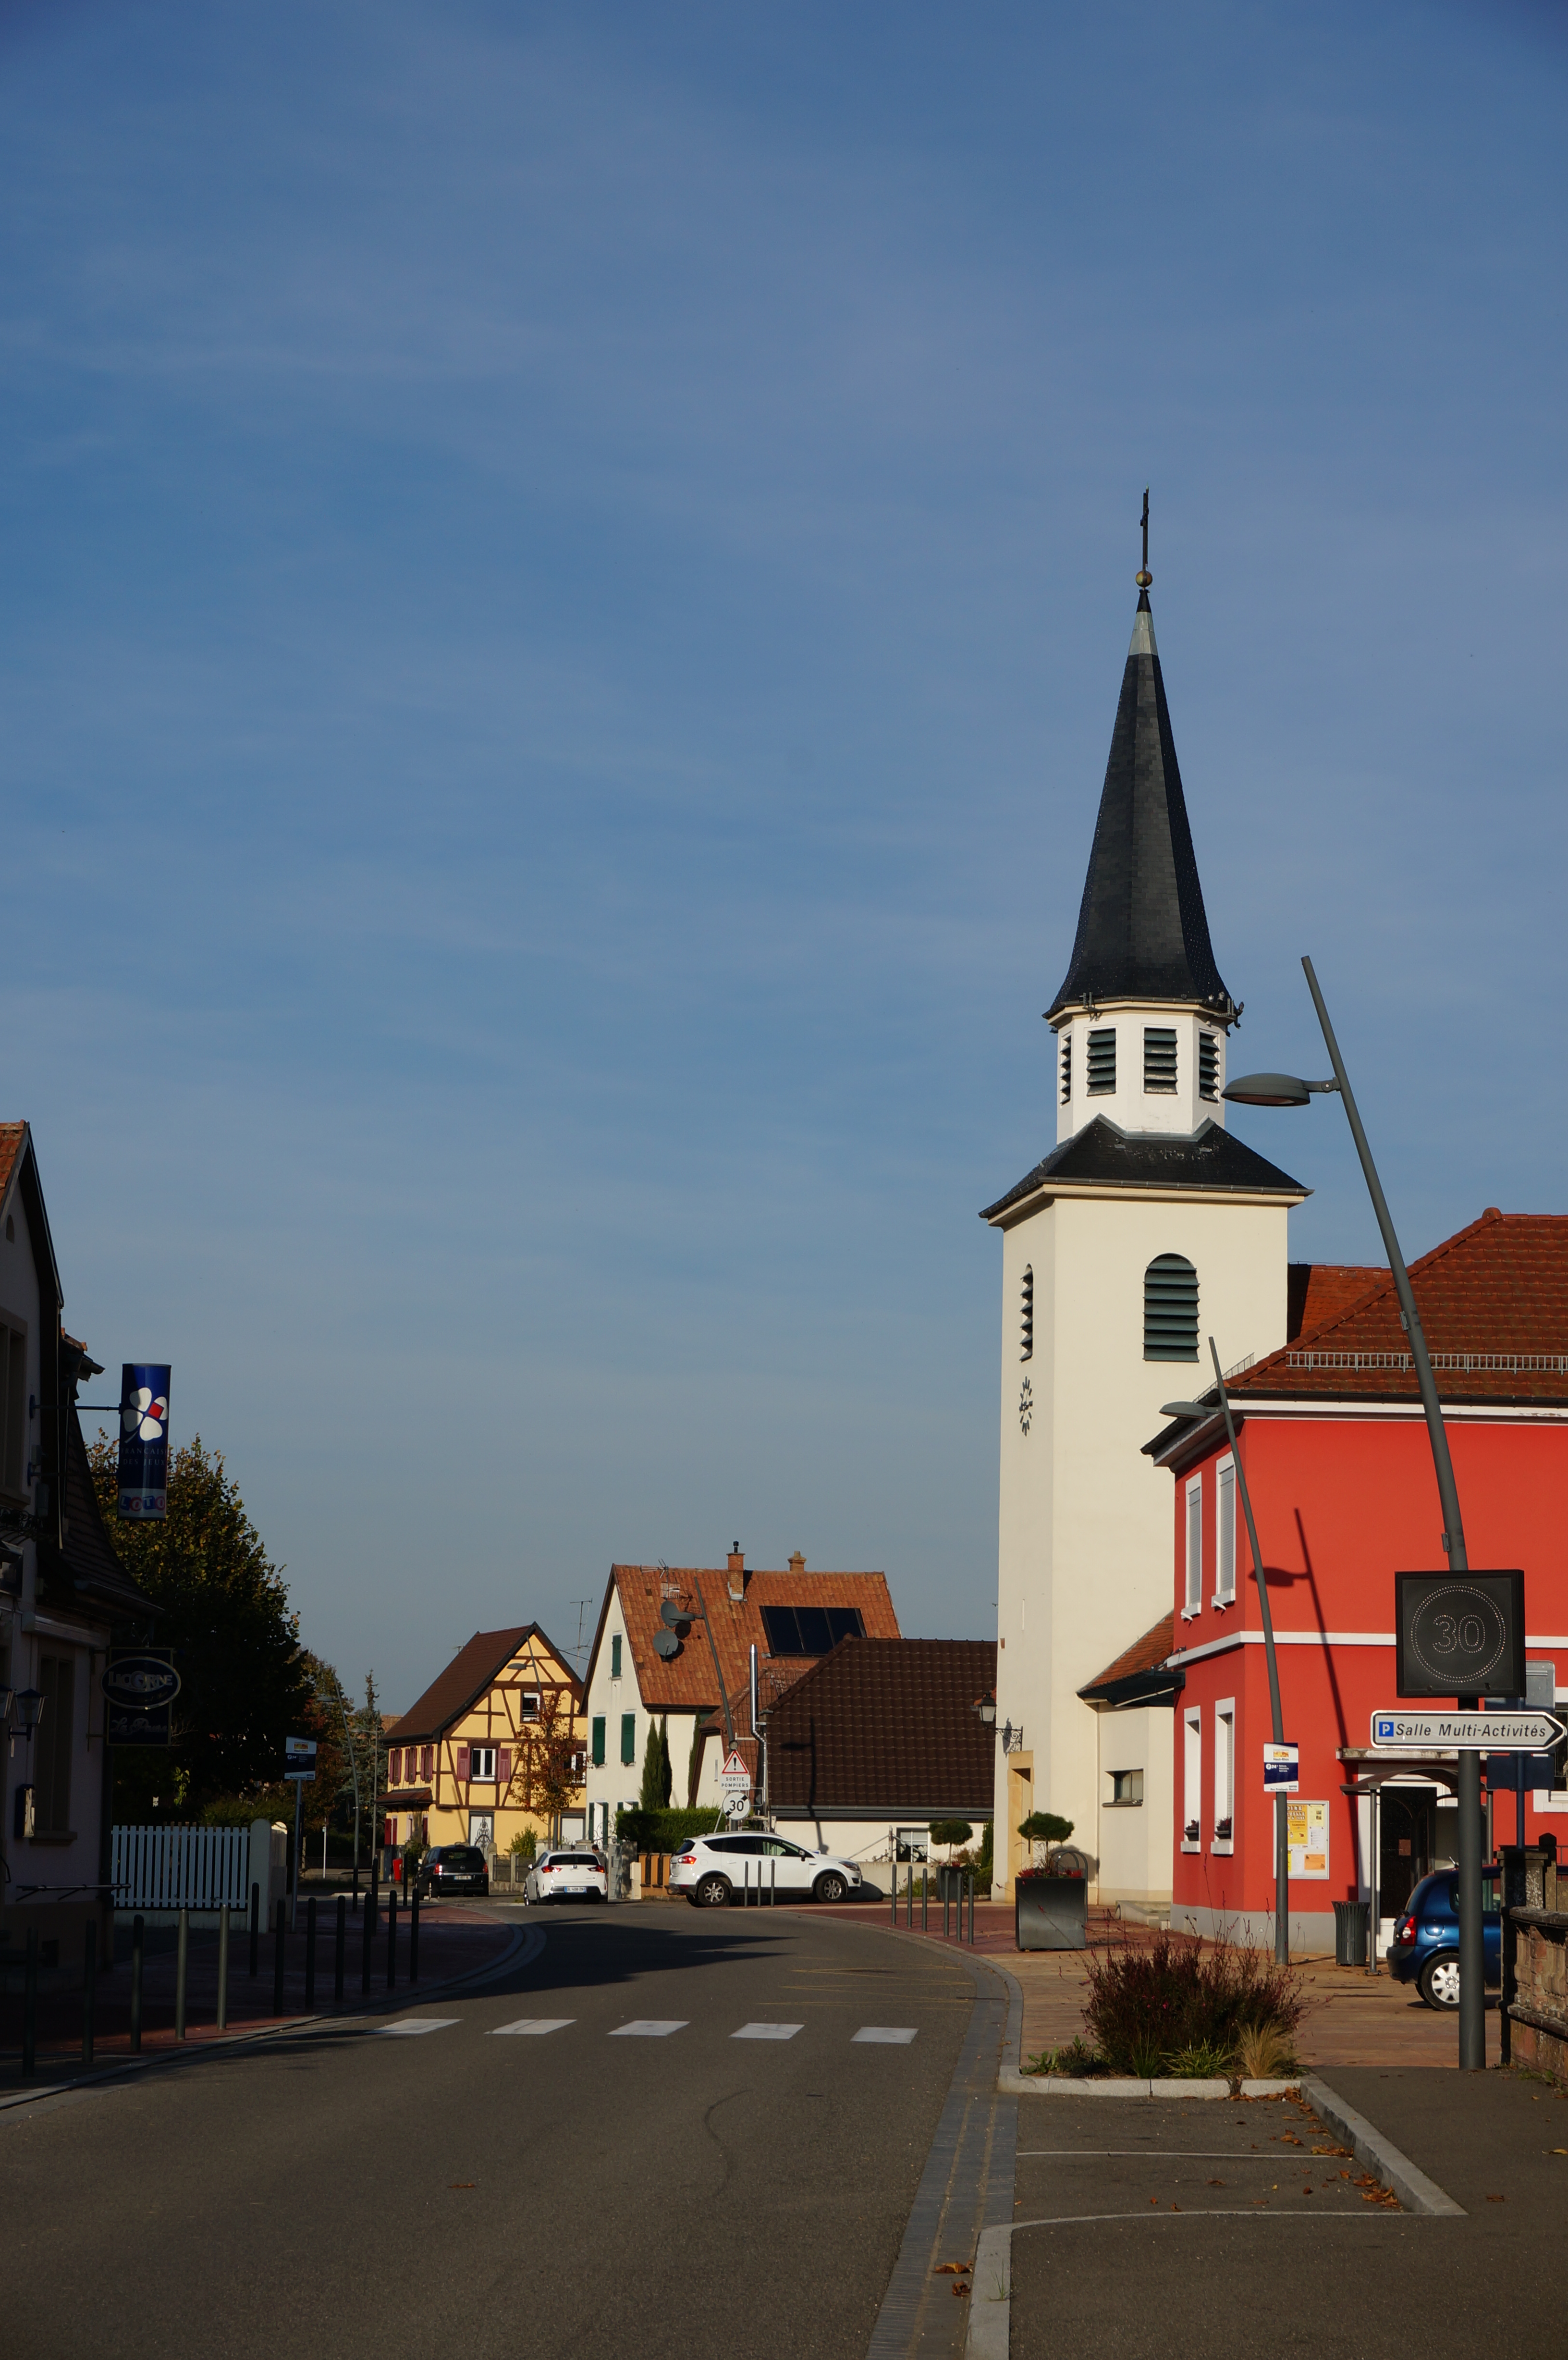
[{"left": 117, "top": 1364, "right": 171, "bottom": 1520}]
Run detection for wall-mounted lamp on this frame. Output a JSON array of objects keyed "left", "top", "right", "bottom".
[
  {"left": 972, "top": 1692, "right": 996, "bottom": 1725},
  {"left": 14, "top": 1688, "right": 43, "bottom": 1740}
]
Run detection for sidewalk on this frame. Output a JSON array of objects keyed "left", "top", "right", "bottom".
[{"left": 0, "top": 1902, "right": 518, "bottom": 2095}]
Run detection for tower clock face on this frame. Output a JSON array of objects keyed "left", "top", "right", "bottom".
[{"left": 1018, "top": 1377, "right": 1033, "bottom": 1436}]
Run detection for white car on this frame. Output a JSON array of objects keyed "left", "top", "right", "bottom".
[
  {"left": 669, "top": 1831, "right": 862, "bottom": 1908},
  {"left": 524, "top": 1849, "right": 609, "bottom": 1905}
]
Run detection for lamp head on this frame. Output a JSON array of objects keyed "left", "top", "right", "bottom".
[
  {"left": 15, "top": 1686, "right": 43, "bottom": 1735},
  {"left": 1160, "top": 1401, "right": 1216, "bottom": 1419},
  {"left": 1223, "top": 1072, "right": 1312, "bottom": 1108}
]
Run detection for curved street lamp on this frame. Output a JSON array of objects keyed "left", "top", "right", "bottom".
[{"left": 1224, "top": 952, "right": 1485, "bottom": 2070}]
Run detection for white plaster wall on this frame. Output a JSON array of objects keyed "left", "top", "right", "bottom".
[
  {"left": 1092, "top": 1705, "right": 1176, "bottom": 1910},
  {"left": 1053, "top": 1004, "right": 1228, "bottom": 1145},
  {"left": 992, "top": 1184, "right": 1292, "bottom": 1901}
]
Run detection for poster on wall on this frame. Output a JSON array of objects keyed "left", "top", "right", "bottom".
[
  {"left": 117, "top": 1364, "right": 171, "bottom": 1520},
  {"left": 1286, "top": 1799, "right": 1329, "bottom": 1879}
]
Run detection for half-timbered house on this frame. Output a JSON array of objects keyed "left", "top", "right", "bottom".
[{"left": 382, "top": 1623, "right": 585, "bottom": 1855}]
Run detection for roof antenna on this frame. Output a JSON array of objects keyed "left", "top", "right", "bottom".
[{"left": 1136, "top": 488, "right": 1152, "bottom": 590}]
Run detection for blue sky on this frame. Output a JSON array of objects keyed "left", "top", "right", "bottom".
[{"left": 2, "top": 3, "right": 1565, "bottom": 1707}]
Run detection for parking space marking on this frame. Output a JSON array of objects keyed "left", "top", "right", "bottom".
[
  {"left": 489, "top": 2018, "right": 575, "bottom": 2036},
  {"left": 609, "top": 2019, "right": 689, "bottom": 2038},
  {"left": 377, "top": 2018, "right": 460, "bottom": 2037},
  {"left": 852, "top": 2026, "right": 919, "bottom": 2044},
  {"left": 732, "top": 2022, "right": 804, "bottom": 2041}
]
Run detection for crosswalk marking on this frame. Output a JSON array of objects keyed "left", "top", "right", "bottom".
[
  {"left": 852, "top": 2027, "right": 918, "bottom": 2045},
  {"left": 489, "top": 2018, "right": 576, "bottom": 2036},
  {"left": 609, "top": 2019, "right": 689, "bottom": 2038},
  {"left": 378, "top": 2017, "right": 460, "bottom": 2037},
  {"left": 732, "top": 2022, "right": 804, "bottom": 2041}
]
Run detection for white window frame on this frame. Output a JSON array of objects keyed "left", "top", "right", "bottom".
[
  {"left": 1214, "top": 1456, "right": 1236, "bottom": 1606},
  {"left": 1182, "top": 1709, "right": 1202, "bottom": 1851},
  {"left": 1213, "top": 1699, "right": 1235, "bottom": 1853},
  {"left": 1107, "top": 1767, "right": 1144, "bottom": 1808},
  {"left": 470, "top": 1745, "right": 497, "bottom": 1783},
  {"left": 517, "top": 1690, "right": 541, "bottom": 1721},
  {"left": 1183, "top": 1476, "right": 1203, "bottom": 1618}
]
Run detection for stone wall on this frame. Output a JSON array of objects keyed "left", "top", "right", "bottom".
[{"left": 1503, "top": 1846, "right": 1568, "bottom": 2079}]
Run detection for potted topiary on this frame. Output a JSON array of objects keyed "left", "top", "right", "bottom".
[
  {"left": 929, "top": 1819, "right": 975, "bottom": 1903},
  {"left": 1015, "top": 1812, "right": 1087, "bottom": 1951}
]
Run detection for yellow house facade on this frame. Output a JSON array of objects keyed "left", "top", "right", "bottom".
[{"left": 382, "top": 1623, "right": 586, "bottom": 1854}]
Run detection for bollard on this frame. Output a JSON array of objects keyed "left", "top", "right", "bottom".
[
  {"left": 387, "top": 1889, "right": 397, "bottom": 1991},
  {"left": 890, "top": 1862, "right": 897, "bottom": 1926},
  {"left": 22, "top": 1925, "right": 38, "bottom": 2077},
  {"left": 82, "top": 1918, "right": 98, "bottom": 2068},
  {"left": 906, "top": 1860, "right": 913, "bottom": 1929},
  {"left": 272, "top": 1897, "right": 286, "bottom": 2016},
  {"left": 335, "top": 1894, "right": 346, "bottom": 2004},
  {"left": 943, "top": 1878, "right": 950, "bottom": 1941},
  {"left": 771, "top": 1857, "right": 776, "bottom": 1907},
  {"left": 217, "top": 1903, "right": 230, "bottom": 2033},
  {"left": 361, "top": 1878, "right": 373, "bottom": 1992},
  {"left": 131, "top": 1914, "right": 145, "bottom": 2053},
  {"left": 175, "top": 1907, "right": 190, "bottom": 2040},
  {"left": 409, "top": 1889, "right": 419, "bottom": 1982},
  {"left": 968, "top": 1870, "right": 975, "bottom": 1945},
  {"left": 922, "top": 1868, "right": 928, "bottom": 1932},
  {"left": 249, "top": 1881, "right": 260, "bottom": 1977},
  {"left": 305, "top": 1896, "right": 317, "bottom": 2012}
]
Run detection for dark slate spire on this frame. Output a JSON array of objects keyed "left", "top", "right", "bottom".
[{"left": 1046, "top": 588, "right": 1236, "bottom": 1023}]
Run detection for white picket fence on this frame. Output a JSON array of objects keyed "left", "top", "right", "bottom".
[{"left": 111, "top": 1824, "right": 253, "bottom": 1911}]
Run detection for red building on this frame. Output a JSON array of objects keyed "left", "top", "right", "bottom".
[{"left": 1147, "top": 1210, "right": 1568, "bottom": 1952}]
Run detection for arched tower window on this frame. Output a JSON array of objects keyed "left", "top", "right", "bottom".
[
  {"left": 1020, "top": 1266, "right": 1033, "bottom": 1361},
  {"left": 1144, "top": 1254, "right": 1198, "bottom": 1360}
]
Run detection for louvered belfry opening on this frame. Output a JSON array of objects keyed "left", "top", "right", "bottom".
[
  {"left": 1059, "top": 1033, "right": 1072, "bottom": 1104},
  {"left": 1198, "top": 1031, "right": 1219, "bottom": 1100},
  {"left": 1143, "top": 1027, "right": 1178, "bottom": 1093},
  {"left": 1144, "top": 1253, "right": 1199, "bottom": 1360},
  {"left": 1086, "top": 1027, "right": 1116, "bottom": 1094},
  {"left": 1020, "top": 1266, "right": 1033, "bottom": 1361}
]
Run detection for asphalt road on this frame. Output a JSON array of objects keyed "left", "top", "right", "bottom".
[{"left": 3, "top": 1903, "right": 982, "bottom": 2360}]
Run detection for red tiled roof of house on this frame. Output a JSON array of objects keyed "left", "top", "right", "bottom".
[
  {"left": 1082, "top": 1613, "right": 1176, "bottom": 1694},
  {"left": 1286, "top": 1262, "right": 1384, "bottom": 1340},
  {"left": 599, "top": 1561, "right": 900, "bottom": 1715},
  {"left": 1234, "top": 1211, "right": 1568, "bottom": 1404},
  {"left": 766, "top": 1637, "right": 996, "bottom": 1816},
  {"left": 0, "top": 1125, "right": 25, "bottom": 1207},
  {"left": 388, "top": 1623, "right": 579, "bottom": 1743}
]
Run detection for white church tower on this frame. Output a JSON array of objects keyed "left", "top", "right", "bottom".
[{"left": 982, "top": 542, "right": 1306, "bottom": 1910}]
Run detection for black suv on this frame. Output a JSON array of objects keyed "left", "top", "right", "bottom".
[{"left": 417, "top": 1844, "right": 490, "bottom": 1898}]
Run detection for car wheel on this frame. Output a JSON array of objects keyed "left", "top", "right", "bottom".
[
  {"left": 1420, "top": 1954, "right": 1461, "bottom": 2011},
  {"left": 813, "top": 1871, "right": 848, "bottom": 1905},
  {"left": 695, "top": 1873, "right": 732, "bottom": 1908}
]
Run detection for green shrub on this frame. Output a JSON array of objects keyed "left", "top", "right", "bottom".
[
  {"left": 614, "top": 1805, "right": 725, "bottom": 1853},
  {"left": 976, "top": 1821, "right": 993, "bottom": 1885},
  {"left": 1165, "top": 2042, "right": 1236, "bottom": 2079},
  {"left": 928, "top": 1819, "right": 974, "bottom": 1849},
  {"left": 1017, "top": 1811, "right": 1075, "bottom": 1847},
  {"left": 508, "top": 1827, "right": 539, "bottom": 1863}
]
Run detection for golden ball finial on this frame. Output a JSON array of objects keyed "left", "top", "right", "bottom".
[{"left": 1135, "top": 568, "right": 1152, "bottom": 589}]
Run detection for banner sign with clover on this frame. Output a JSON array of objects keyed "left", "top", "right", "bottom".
[{"left": 117, "top": 1363, "right": 171, "bottom": 1520}]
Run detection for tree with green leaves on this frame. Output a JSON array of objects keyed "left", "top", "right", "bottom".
[
  {"left": 639, "top": 1717, "right": 668, "bottom": 1811},
  {"left": 87, "top": 1433, "right": 311, "bottom": 1821}
]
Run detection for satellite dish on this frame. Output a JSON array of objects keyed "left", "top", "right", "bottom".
[
  {"left": 660, "top": 1600, "right": 687, "bottom": 1629},
  {"left": 653, "top": 1628, "right": 680, "bottom": 1659}
]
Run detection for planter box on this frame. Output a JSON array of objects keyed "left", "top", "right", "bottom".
[{"left": 1015, "top": 1872, "right": 1088, "bottom": 1952}]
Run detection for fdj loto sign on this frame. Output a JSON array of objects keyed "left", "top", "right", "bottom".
[
  {"left": 283, "top": 1736, "right": 318, "bottom": 1783},
  {"left": 1395, "top": 1570, "right": 1525, "bottom": 1700},
  {"left": 101, "top": 1652, "right": 180, "bottom": 1747},
  {"left": 116, "top": 1364, "right": 171, "bottom": 1521}
]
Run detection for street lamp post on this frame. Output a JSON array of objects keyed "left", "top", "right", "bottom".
[
  {"left": 1163, "top": 1336, "right": 1291, "bottom": 1965},
  {"left": 1224, "top": 952, "right": 1485, "bottom": 2070}
]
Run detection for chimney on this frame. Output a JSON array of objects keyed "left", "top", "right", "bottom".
[
  {"left": 788, "top": 1551, "right": 805, "bottom": 1577},
  {"left": 727, "top": 1543, "right": 746, "bottom": 1602}
]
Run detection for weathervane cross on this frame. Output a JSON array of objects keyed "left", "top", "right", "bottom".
[{"left": 1137, "top": 488, "right": 1152, "bottom": 590}]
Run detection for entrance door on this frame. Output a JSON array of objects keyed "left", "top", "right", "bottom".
[{"left": 1379, "top": 1789, "right": 1435, "bottom": 1917}]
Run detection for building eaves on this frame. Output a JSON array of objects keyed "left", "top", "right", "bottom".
[{"left": 981, "top": 1116, "right": 1306, "bottom": 1225}]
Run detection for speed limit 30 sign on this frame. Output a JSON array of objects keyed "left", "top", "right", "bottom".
[{"left": 1395, "top": 1569, "right": 1525, "bottom": 1699}]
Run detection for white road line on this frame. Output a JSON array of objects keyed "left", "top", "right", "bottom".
[
  {"left": 853, "top": 2027, "right": 918, "bottom": 2045},
  {"left": 732, "top": 2022, "right": 804, "bottom": 2041},
  {"left": 489, "top": 2018, "right": 576, "bottom": 2037},
  {"left": 609, "top": 2019, "right": 688, "bottom": 2038},
  {"left": 377, "top": 2017, "right": 460, "bottom": 2037}
]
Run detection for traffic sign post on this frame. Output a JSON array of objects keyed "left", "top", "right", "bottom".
[
  {"left": 718, "top": 1748, "right": 752, "bottom": 1825},
  {"left": 284, "top": 1738, "right": 318, "bottom": 1927}
]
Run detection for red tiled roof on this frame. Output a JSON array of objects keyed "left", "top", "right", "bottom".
[
  {"left": 766, "top": 1638, "right": 997, "bottom": 1816},
  {"left": 1082, "top": 1613, "right": 1176, "bottom": 1694},
  {"left": 388, "top": 1624, "right": 579, "bottom": 1743},
  {"left": 1234, "top": 1211, "right": 1568, "bottom": 1404},
  {"left": 598, "top": 1562, "right": 901, "bottom": 1714},
  {"left": 0, "top": 1124, "right": 25, "bottom": 1209},
  {"left": 1286, "top": 1262, "right": 1384, "bottom": 1340}
]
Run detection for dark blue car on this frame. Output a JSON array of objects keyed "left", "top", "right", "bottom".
[{"left": 1386, "top": 1868, "right": 1501, "bottom": 2009}]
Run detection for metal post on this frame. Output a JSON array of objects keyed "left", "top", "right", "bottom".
[
  {"left": 361, "top": 1873, "right": 373, "bottom": 1992},
  {"left": 770, "top": 1858, "right": 775, "bottom": 1908},
  {"left": 217, "top": 1904, "right": 230, "bottom": 2031},
  {"left": 922, "top": 1866, "right": 928, "bottom": 1932},
  {"left": 890, "top": 1861, "right": 896, "bottom": 1926},
  {"left": 387, "top": 1888, "right": 397, "bottom": 1990},
  {"left": 410, "top": 1888, "right": 419, "bottom": 1980},
  {"left": 131, "top": 1914, "right": 145, "bottom": 2053},
  {"left": 249, "top": 1881, "right": 260, "bottom": 1977},
  {"left": 22, "top": 1926, "right": 37, "bottom": 2077},
  {"left": 82, "top": 1919, "right": 97, "bottom": 2068},
  {"left": 175, "top": 1907, "right": 189, "bottom": 2040},
  {"left": 968, "top": 1869, "right": 975, "bottom": 1945},
  {"left": 334, "top": 1894, "right": 346, "bottom": 2004},
  {"left": 272, "top": 1898, "right": 285, "bottom": 2015},
  {"left": 1207, "top": 1338, "right": 1289, "bottom": 1965},
  {"left": 305, "top": 1897, "right": 317, "bottom": 2012},
  {"left": 906, "top": 1859, "right": 913, "bottom": 1928},
  {"left": 290, "top": 1777, "right": 302, "bottom": 1931},
  {"left": 1367, "top": 1783, "right": 1380, "bottom": 1978},
  {"left": 1302, "top": 956, "right": 1482, "bottom": 2064}
]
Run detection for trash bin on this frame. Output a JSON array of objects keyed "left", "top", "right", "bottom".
[{"left": 1333, "top": 1898, "right": 1370, "bottom": 1966}]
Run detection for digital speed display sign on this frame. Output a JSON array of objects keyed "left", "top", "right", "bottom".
[{"left": 1395, "top": 1569, "right": 1526, "bottom": 1700}]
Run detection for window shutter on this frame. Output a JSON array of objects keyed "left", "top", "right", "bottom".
[
  {"left": 456, "top": 1743, "right": 471, "bottom": 1782},
  {"left": 421, "top": 1745, "right": 433, "bottom": 1780},
  {"left": 1198, "top": 1031, "right": 1219, "bottom": 1100},
  {"left": 497, "top": 1747, "right": 512, "bottom": 1787},
  {"left": 388, "top": 1748, "right": 401, "bottom": 1786},
  {"left": 1087, "top": 1027, "right": 1116, "bottom": 1094},
  {"left": 611, "top": 1635, "right": 622, "bottom": 1679},
  {"left": 592, "top": 1716, "right": 606, "bottom": 1767},
  {"left": 1142, "top": 1027, "right": 1178, "bottom": 1092},
  {"left": 1144, "top": 1254, "right": 1198, "bottom": 1360},
  {"left": 1059, "top": 1033, "right": 1072, "bottom": 1104},
  {"left": 620, "top": 1712, "right": 636, "bottom": 1766}
]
